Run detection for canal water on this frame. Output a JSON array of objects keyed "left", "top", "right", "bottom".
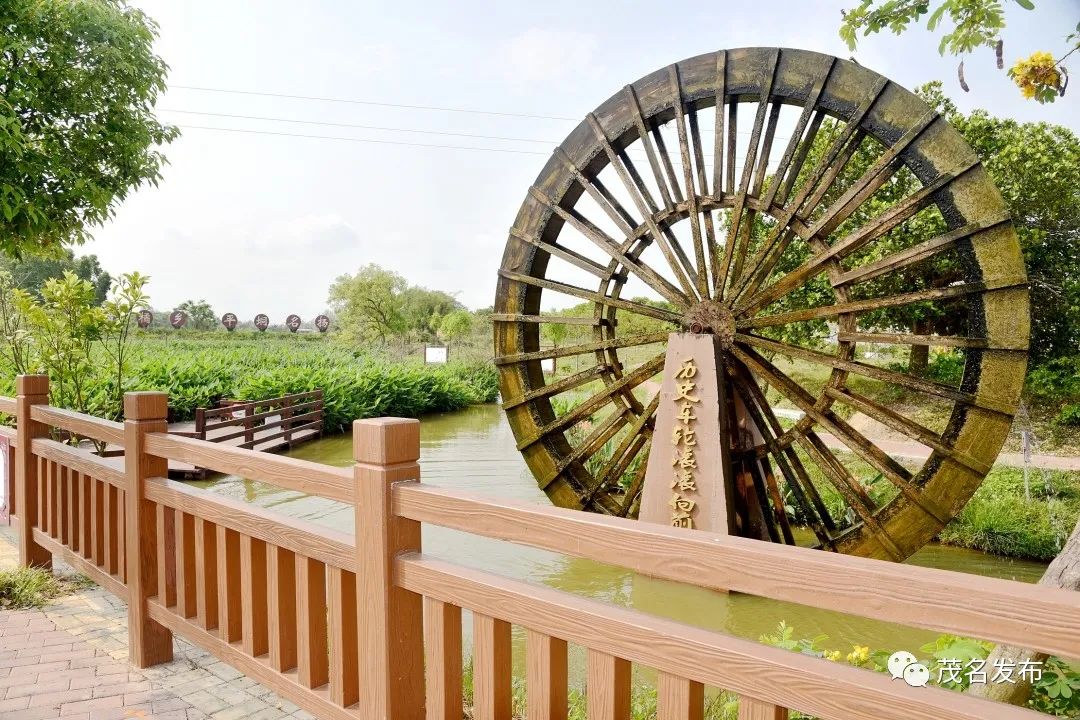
[{"left": 195, "top": 404, "right": 1047, "bottom": 684}]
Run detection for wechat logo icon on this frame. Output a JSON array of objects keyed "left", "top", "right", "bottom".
[{"left": 888, "top": 651, "right": 930, "bottom": 687}]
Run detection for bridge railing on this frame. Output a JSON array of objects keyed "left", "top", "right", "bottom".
[{"left": 4, "top": 373, "right": 1079, "bottom": 720}]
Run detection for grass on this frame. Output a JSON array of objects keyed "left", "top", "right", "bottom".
[
  {"left": 0, "top": 567, "right": 91, "bottom": 609},
  {"left": 938, "top": 468, "right": 1080, "bottom": 561}
]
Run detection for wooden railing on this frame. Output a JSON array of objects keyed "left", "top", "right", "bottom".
[
  {"left": 184, "top": 390, "right": 324, "bottom": 449},
  {"left": 5, "top": 373, "right": 1080, "bottom": 720}
]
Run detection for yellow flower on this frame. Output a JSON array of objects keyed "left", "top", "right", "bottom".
[
  {"left": 826, "top": 650, "right": 842, "bottom": 662},
  {"left": 846, "top": 645, "right": 870, "bottom": 664}
]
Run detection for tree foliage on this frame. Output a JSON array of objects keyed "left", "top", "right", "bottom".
[
  {"left": 176, "top": 299, "right": 216, "bottom": 331},
  {"left": 0, "top": 269, "right": 150, "bottom": 422},
  {"left": 327, "top": 264, "right": 465, "bottom": 345},
  {"left": 0, "top": 0, "right": 178, "bottom": 256},
  {"left": 437, "top": 310, "right": 473, "bottom": 348},
  {"left": 0, "top": 249, "right": 112, "bottom": 304},
  {"left": 839, "top": 1, "right": 1077, "bottom": 102}
]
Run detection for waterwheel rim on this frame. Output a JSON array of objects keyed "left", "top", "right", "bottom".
[{"left": 494, "top": 47, "right": 1029, "bottom": 561}]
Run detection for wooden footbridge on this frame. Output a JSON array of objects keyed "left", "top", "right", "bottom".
[{"left": 2, "top": 373, "right": 1078, "bottom": 720}]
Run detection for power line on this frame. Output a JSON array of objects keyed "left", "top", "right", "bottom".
[
  {"left": 177, "top": 124, "right": 549, "bottom": 155},
  {"left": 170, "top": 84, "right": 578, "bottom": 122},
  {"left": 161, "top": 108, "right": 559, "bottom": 144}
]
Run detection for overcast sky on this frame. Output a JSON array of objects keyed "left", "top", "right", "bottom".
[{"left": 83, "top": 0, "right": 1080, "bottom": 322}]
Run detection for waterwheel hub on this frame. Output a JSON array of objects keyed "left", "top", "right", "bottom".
[{"left": 684, "top": 300, "right": 736, "bottom": 348}]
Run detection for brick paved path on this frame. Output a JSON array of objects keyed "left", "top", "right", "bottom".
[{"left": 0, "top": 527, "right": 313, "bottom": 720}]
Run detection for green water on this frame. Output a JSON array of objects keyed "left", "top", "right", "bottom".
[{"left": 195, "top": 403, "right": 1047, "bottom": 679}]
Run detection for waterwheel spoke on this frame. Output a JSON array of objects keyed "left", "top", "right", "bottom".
[
  {"left": 527, "top": 186, "right": 689, "bottom": 307},
  {"left": 688, "top": 101, "right": 720, "bottom": 293},
  {"left": 711, "top": 51, "right": 727, "bottom": 201},
  {"left": 540, "top": 405, "right": 630, "bottom": 491},
  {"left": 593, "top": 395, "right": 660, "bottom": 515},
  {"left": 500, "top": 365, "right": 610, "bottom": 411},
  {"left": 732, "top": 345, "right": 953, "bottom": 525},
  {"left": 508, "top": 228, "right": 610, "bottom": 279},
  {"left": 498, "top": 270, "right": 683, "bottom": 325},
  {"left": 623, "top": 86, "right": 679, "bottom": 210},
  {"left": 738, "top": 276, "right": 1025, "bottom": 330},
  {"left": 797, "top": 430, "right": 906, "bottom": 561},
  {"left": 834, "top": 215, "right": 1009, "bottom": 287},
  {"left": 761, "top": 57, "right": 834, "bottom": 209},
  {"left": 554, "top": 147, "right": 639, "bottom": 237},
  {"left": 715, "top": 50, "right": 780, "bottom": 297},
  {"left": 739, "top": 159, "right": 978, "bottom": 315},
  {"left": 734, "top": 333, "right": 1016, "bottom": 414},
  {"left": 668, "top": 64, "right": 711, "bottom": 299},
  {"left": 728, "top": 128, "right": 866, "bottom": 305},
  {"left": 490, "top": 313, "right": 607, "bottom": 326},
  {"left": 728, "top": 75, "right": 890, "bottom": 303},
  {"left": 824, "top": 387, "right": 991, "bottom": 475},
  {"left": 835, "top": 331, "right": 987, "bottom": 349},
  {"left": 515, "top": 354, "right": 666, "bottom": 450},
  {"left": 494, "top": 330, "right": 668, "bottom": 366},
  {"left": 586, "top": 114, "right": 701, "bottom": 299},
  {"left": 773, "top": 111, "right": 826, "bottom": 208},
  {"left": 729, "top": 362, "right": 837, "bottom": 546}
]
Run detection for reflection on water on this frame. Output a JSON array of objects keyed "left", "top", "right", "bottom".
[{"left": 195, "top": 404, "right": 1048, "bottom": 683}]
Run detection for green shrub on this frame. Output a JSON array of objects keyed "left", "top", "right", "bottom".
[
  {"left": 1027, "top": 356, "right": 1080, "bottom": 403},
  {"left": 1056, "top": 403, "right": 1080, "bottom": 426}
]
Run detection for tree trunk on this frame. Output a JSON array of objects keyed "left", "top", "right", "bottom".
[
  {"left": 967, "top": 516, "right": 1080, "bottom": 706},
  {"left": 909, "top": 319, "right": 930, "bottom": 375}
]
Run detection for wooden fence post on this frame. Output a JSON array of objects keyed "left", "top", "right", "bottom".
[
  {"left": 244, "top": 404, "right": 254, "bottom": 446},
  {"left": 124, "top": 391, "right": 173, "bottom": 667},
  {"left": 195, "top": 407, "right": 206, "bottom": 441},
  {"left": 282, "top": 396, "right": 293, "bottom": 446},
  {"left": 354, "top": 417, "right": 424, "bottom": 719},
  {"left": 15, "top": 374, "right": 51, "bottom": 568}
]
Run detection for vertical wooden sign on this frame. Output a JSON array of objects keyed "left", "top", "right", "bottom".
[{"left": 639, "top": 333, "right": 735, "bottom": 536}]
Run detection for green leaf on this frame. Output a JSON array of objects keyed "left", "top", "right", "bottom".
[{"left": 1012, "top": 0, "right": 1034, "bottom": 9}]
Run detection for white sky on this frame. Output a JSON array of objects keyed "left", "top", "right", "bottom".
[{"left": 83, "top": 0, "right": 1080, "bottom": 322}]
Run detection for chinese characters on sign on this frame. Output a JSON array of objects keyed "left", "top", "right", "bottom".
[
  {"left": 136, "top": 310, "right": 153, "bottom": 329},
  {"left": 169, "top": 311, "right": 187, "bottom": 329},
  {"left": 314, "top": 314, "right": 330, "bottom": 333},
  {"left": 286, "top": 314, "right": 302, "bottom": 333},
  {"left": 670, "top": 357, "right": 700, "bottom": 529},
  {"left": 221, "top": 313, "right": 238, "bottom": 331},
  {"left": 254, "top": 314, "right": 270, "bottom": 332}
]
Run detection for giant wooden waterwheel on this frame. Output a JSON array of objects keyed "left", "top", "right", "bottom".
[{"left": 493, "top": 48, "right": 1028, "bottom": 561}]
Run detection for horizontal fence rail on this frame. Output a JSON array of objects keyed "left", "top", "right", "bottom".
[{"left": 3, "top": 373, "right": 1076, "bottom": 720}]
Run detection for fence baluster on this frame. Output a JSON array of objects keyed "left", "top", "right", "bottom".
[
  {"left": 587, "top": 649, "right": 631, "bottom": 720},
  {"left": 216, "top": 526, "right": 242, "bottom": 642},
  {"left": 658, "top": 672, "right": 704, "bottom": 720},
  {"left": 526, "top": 630, "right": 567, "bottom": 720},
  {"left": 474, "top": 614, "right": 512, "bottom": 720},
  {"left": 176, "top": 512, "right": 197, "bottom": 618},
  {"left": 195, "top": 518, "right": 218, "bottom": 631},
  {"left": 124, "top": 390, "right": 173, "bottom": 667},
  {"left": 424, "top": 597, "right": 462, "bottom": 720},
  {"left": 296, "top": 556, "right": 328, "bottom": 688},
  {"left": 329, "top": 567, "right": 359, "bottom": 706},
  {"left": 354, "top": 417, "right": 425, "bottom": 719},
  {"left": 240, "top": 535, "right": 269, "bottom": 657},
  {"left": 268, "top": 546, "right": 297, "bottom": 672},
  {"left": 15, "top": 374, "right": 50, "bottom": 568},
  {"left": 737, "top": 697, "right": 787, "bottom": 720}
]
